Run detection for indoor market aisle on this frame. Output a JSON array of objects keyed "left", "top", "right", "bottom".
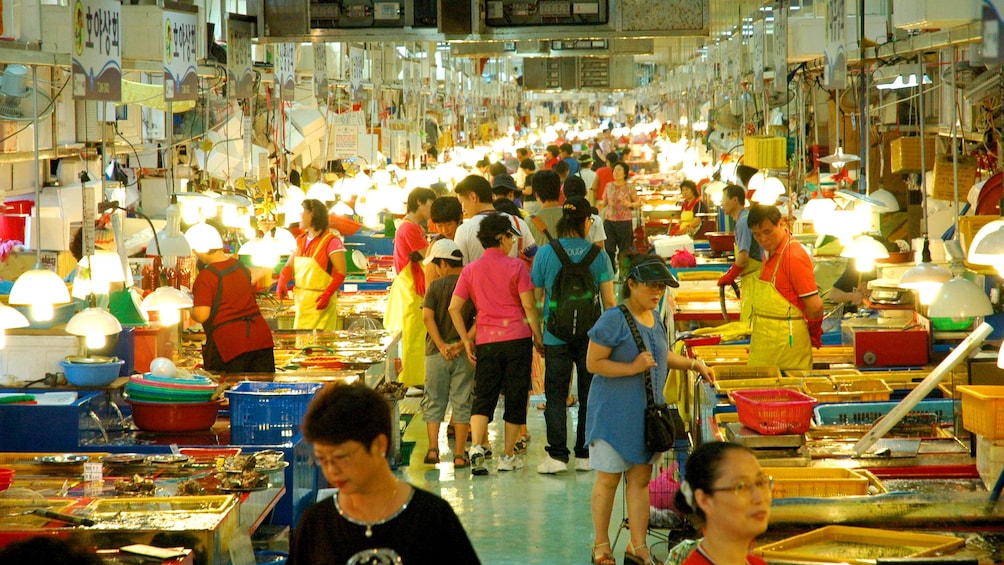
[{"left": 397, "top": 395, "right": 680, "bottom": 565}]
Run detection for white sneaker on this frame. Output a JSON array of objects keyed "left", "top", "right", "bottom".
[
  {"left": 498, "top": 454, "right": 524, "bottom": 471},
  {"left": 575, "top": 457, "right": 592, "bottom": 472},
  {"left": 536, "top": 456, "right": 568, "bottom": 474}
]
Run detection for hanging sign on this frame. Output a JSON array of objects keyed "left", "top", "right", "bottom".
[
  {"left": 71, "top": 0, "right": 121, "bottom": 100},
  {"left": 772, "top": 1, "right": 788, "bottom": 93},
  {"left": 752, "top": 20, "right": 765, "bottom": 92},
  {"left": 226, "top": 13, "right": 254, "bottom": 99},
  {"left": 982, "top": 1, "right": 1004, "bottom": 62},
  {"left": 163, "top": 4, "right": 198, "bottom": 101},
  {"left": 823, "top": 0, "right": 846, "bottom": 88},
  {"left": 371, "top": 47, "right": 384, "bottom": 92},
  {"left": 277, "top": 43, "right": 296, "bottom": 102},
  {"left": 313, "top": 43, "right": 328, "bottom": 101},
  {"left": 332, "top": 125, "right": 359, "bottom": 158},
  {"left": 350, "top": 47, "right": 364, "bottom": 96}
]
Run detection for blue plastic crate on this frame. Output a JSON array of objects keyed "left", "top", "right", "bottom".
[
  {"left": 813, "top": 399, "right": 956, "bottom": 426},
  {"left": 226, "top": 382, "right": 324, "bottom": 430}
]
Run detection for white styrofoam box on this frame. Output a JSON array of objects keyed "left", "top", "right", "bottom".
[
  {"left": 24, "top": 209, "right": 69, "bottom": 251},
  {"left": 1, "top": 334, "right": 83, "bottom": 383},
  {"left": 892, "top": 0, "right": 980, "bottom": 30},
  {"left": 651, "top": 235, "right": 695, "bottom": 259},
  {"left": 976, "top": 434, "right": 1004, "bottom": 490},
  {"left": 51, "top": 182, "right": 98, "bottom": 224},
  {"left": 39, "top": 5, "right": 70, "bottom": 54},
  {"left": 788, "top": 16, "right": 825, "bottom": 63},
  {"left": 140, "top": 176, "right": 170, "bottom": 218}
]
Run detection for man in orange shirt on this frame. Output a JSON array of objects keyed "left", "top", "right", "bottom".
[{"left": 746, "top": 204, "right": 823, "bottom": 371}]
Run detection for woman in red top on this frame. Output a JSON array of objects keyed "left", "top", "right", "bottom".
[
  {"left": 192, "top": 226, "right": 275, "bottom": 373},
  {"left": 543, "top": 144, "right": 561, "bottom": 170},
  {"left": 591, "top": 151, "right": 618, "bottom": 204},
  {"left": 673, "top": 442, "right": 771, "bottom": 565},
  {"left": 276, "top": 199, "right": 348, "bottom": 330},
  {"left": 670, "top": 180, "right": 708, "bottom": 236}
]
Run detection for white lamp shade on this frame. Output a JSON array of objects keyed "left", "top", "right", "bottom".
[
  {"left": 66, "top": 307, "right": 122, "bottom": 337},
  {"left": 703, "top": 180, "right": 727, "bottom": 205},
  {"left": 306, "top": 182, "right": 335, "bottom": 201},
  {"left": 149, "top": 232, "right": 193, "bottom": 257},
  {"left": 141, "top": 286, "right": 194, "bottom": 312},
  {"left": 968, "top": 221, "right": 1004, "bottom": 268},
  {"left": 801, "top": 198, "right": 837, "bottom": 222},
  {"left": 273, "top": 228, "right": 296, "bottom": 253},
  {"left": 9, "top": 268, "right": 70, "bottom": 306},
  {"left": 0, "top": 303, "right": 29, "bottom": 330},
  {"left": 79, "top": 250, "right": 127, "bottom": 285},
  {"left": 185, "top": 223, "right": 224, "bottom": 253},
  {"left": 750, "top": 176, "right": 785, "bottom": 203},
  {"left": 819, "top": 146, "right": 860, "bottom": 170},
  {"left": 747, "top": 172, "right": 766, "bottom": 191},
  {"left": 841, "top": 236, "right": 889, "bottom": 272},
  {"left": 868, "top": 189, "right": 900, "bottom": 212},
  {"left": 928, "top": 275, "right": 993, "bottom": 319},
  {"left": 898, "top": 262, "right": 952, "bottom": 305}
]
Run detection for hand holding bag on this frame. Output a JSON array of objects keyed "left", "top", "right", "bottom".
[{"left": 619, "top": 305, "right": 683, "bottom": 453}]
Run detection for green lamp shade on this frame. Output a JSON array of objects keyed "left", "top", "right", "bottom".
[{"left": 109, "top": 289, "right": 148, "bottom": 326}]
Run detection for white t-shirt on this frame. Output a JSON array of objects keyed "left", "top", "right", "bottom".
[{"left": 455, "top": 211, "right": 537, "bottom": 264}]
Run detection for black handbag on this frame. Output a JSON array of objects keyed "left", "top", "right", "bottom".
[{"left": 619, "top": 305, "right": 682, "bottom": 453}]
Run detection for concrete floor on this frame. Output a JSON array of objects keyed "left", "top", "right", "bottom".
[{"left": 395, "top": 395, "right": 687, "bottom": 565}]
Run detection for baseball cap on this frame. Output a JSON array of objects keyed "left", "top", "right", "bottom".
[
  {"left": 627, "top": 258, "right": 679, "bottom": 287},
  {"left": 562, "top": 196, "right": 592, "bottom": 221},
  {"left": 422, "top": 238, "right": 463, "bottom": 264},
  {"left": 492, "top": 173, "right": 517, "bottom": 193}
]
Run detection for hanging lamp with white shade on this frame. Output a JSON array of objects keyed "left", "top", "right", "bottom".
[
  {"left": 928, "top": 274, "right": 993, "bottom": 321},
  {"left": 840, "top": 235, "right": 889, "bottom": 272},
  {"left": 185, "top": 222, "right": 225, "bottom": 254},
  {"left": 66, "top": 306, "right": 123, "bottom": 349},
  {"left": 140, "top": 286, "right": 193, "bottom": 326},
  {"left": 899, "top": 238, "right": 952, "bottom": 305},
  {"left": 0, "top": 303, "right": 29, "bottom": 348}
]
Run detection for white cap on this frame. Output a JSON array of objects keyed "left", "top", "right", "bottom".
[{"left": 423, "top": 238, "right": 463, "bottom": 264}]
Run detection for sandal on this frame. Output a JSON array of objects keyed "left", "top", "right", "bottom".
[
  {"left": 591, "top": 542, "right": 615, "bottom": 565},
  {"left": 423, "top": 448, "right": 440, "bottom": 464},
  {"left": 625, "top": 544, "right": 663, "bottom": 565},
  {"left": 453, "top": 452, "right": 470, "bottom": 468}
]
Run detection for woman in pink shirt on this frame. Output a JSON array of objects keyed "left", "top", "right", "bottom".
[
  {"left": 449, "top": 214, "right": 544, "bottom": 476},
  {"left": 603, "top": 161, "right": 641, "bottom": 273}
]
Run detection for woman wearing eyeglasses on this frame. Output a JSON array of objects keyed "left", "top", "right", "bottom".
[
  {"left": 585, "top": 253, "right": 712, "bottom": 565},
  {"left": 672, "top": 441, "right": 772, "bottom": 565},
  {"left": 290, "top": 383, "right": 480, "bottom": 565}
]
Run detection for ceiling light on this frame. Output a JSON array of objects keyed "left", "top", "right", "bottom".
[
  {"left": 801, "top": 197, "right": 837, "bottom": 222},
  {"left": 899, "top": 237, "right": 952, "bottom": 305},
  {"left": 185, "top": 223, "right": 224, "bottom": 254}
]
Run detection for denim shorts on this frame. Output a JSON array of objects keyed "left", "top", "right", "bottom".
[{"left": 589, "top": 439, "right": 660, "bottom": 474}]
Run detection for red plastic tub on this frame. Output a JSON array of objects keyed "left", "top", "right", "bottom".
[{"left": 126, "top": 399, "right": 222, "bottom": 433}]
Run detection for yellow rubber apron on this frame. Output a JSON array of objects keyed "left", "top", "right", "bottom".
[
  {"left": 383, "top": 264, "right": 426, "bottom": 387},
  {"left": 747, "top": 238, "right": 812, "bottom": 371},
  {"left": 738, "top": 257, "right": 762, "bottom": 326},
  {"left": 292, "top": 232, "right": 339, "bottom": 330}
]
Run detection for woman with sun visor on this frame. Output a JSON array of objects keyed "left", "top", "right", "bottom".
[{"left": 584, "top": 253, "right": 712, "bottom": 565}]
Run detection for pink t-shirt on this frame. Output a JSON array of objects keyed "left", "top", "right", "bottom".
[
  {"left": 393, "top": 219, "right": 429, "bottom": 296},
  {"left": 453, "top": 248, "right": 534, "bottom": 344}
]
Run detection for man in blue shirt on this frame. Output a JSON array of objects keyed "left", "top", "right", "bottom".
[
  {"left": 531, "top": 197, "right": 616, "bottom": 474},
  {"left": 560, "top": 143, "right": 581, "bottom": 176},
  {"left": 717, "top": 184, "right": 762, "bottom": 324}
]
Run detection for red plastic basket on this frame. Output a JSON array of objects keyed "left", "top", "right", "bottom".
[{"left": 732, "top": 388, "right": 816, "bottom": 435}]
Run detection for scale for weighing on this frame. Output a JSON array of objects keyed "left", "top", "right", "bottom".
[{"left": 725, "top": 423, "right": 810, "bottom": 466}]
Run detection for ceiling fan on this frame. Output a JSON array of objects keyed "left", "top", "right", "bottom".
[{"left": 0, "top": 64, "right": 54, "bottom": 123}]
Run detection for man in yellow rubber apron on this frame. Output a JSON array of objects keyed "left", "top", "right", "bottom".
[
  {"left": 745, "top": 204, "right": 824, "bottom": 371},
  {"left": 717, "top": 184, "right": 763, "bottom": 325},
  {"left": 277, "top": 199, "right": 347, "bottom": 331},
  {"left": 384, "top": 188, "right": 436, "bottom": 388}
]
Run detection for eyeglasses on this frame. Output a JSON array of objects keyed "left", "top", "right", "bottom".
[
  {"left": 313, "top": 444, "right": 364, "bottom": 468},
  {"left": 642, "top": 282, "right": 668, "bottom": 292},
  {"left": 708, "top": 476, "right": 774, "bottom": 497}
]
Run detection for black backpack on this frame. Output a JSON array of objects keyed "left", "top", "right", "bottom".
[{"left": 546, "top": 240, "right": 603, "bottom": 342}]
